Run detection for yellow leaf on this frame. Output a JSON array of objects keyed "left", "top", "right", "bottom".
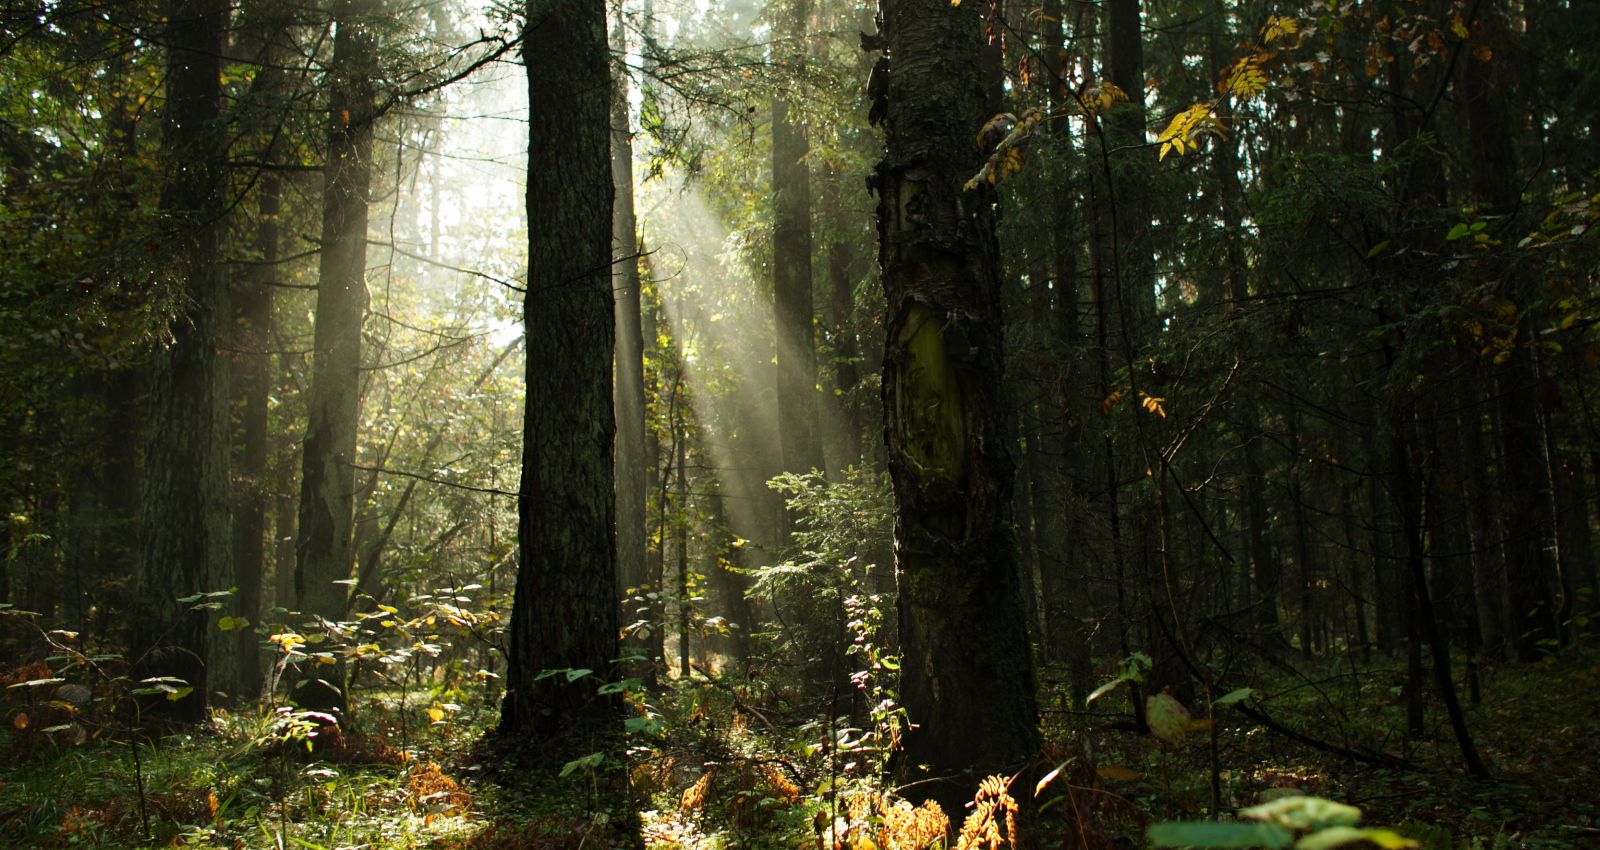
[
  {"left": 1262, "top": 15, "right": 1299, "bottom": 44},
  {"left": 976, "top": 112, "right": 1016, "bottom": 148},
  {"left": 1096, "top": 80, "right": 1127, "bottom": 112},
  {"left": 1157, "top": 104, "right": 1219, "bottom": 160},
  {"left": 1096, "top": 766, "right": 1142, "bottom": 782},
  {"left": 427, "top": 707, "right": 446, "bottom": 723},
  {"left": 1223, "top": 54, "right": 1269, "bottom": 100},
  {"left": 1450, "top": 15, "right": 1469, "bottom": 39},
  {"left": 1100, "top": 387, "right": 1125, "bottom": 415},
  {"left": 1139, "top": 392, "right": 1167, "bottom": 418}
]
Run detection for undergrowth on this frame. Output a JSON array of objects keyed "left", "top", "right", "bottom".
[{"left": 3, "top": 647, "right": 1598, "bottom": 849}]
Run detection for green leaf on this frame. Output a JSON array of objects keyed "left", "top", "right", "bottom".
[
  {"left": 8, "top": 677, "right": 65, "bottom": 689},
  {"left": 1446, "top": 223, "right": 1471, "bottom": 241},
  {"left": 1241, "top": 797, "right": 1362, "bottom": 831},
  {"left": 565, "top": 668, "right": 594, "bottom": 682},
  {"left": 624, "top": 716, "right": 660, "bottom": 735},
  {"left": 1365, "top": 240, "right": 1390, "bottom": 258},
  {"left": 1149, "top": 821, "right": 1293, "bottom": 848},
  {"left": 1216, "top": 688, "right": 1256, "bottom": 705},
  {"left": 1296, "top": 827, "right": 1417, "bottom": 850},
  {"left": 1146, "top": 692, "right": 1192, "bottom": 743},
  {"left": 559, "top": 751, "right": 605, "bottom": 777},
  {"left": 217, "top": 615, "right": 249, "bottom": 632},
  {"left": 1085, "top": 677, "right": 1125, "bottom": 706}
]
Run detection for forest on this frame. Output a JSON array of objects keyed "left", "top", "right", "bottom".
[{"left": 1, "top": 0, "right": 1597, "bottom": 847}]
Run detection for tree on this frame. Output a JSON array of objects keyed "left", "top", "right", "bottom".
[
  {"left": 500, "top": 0, "right": 619, "bottom": 740},
  {"left": 294, "top": 0, "right": 380, "bottom": 714},
  {"left": 228, "top": 3, "right": 299, "bottom": 703},
  {"left": 135, "top": 0, "right": 233, "bottom": 722},
  {"left": 870, "top": 0, "right": 1039, "bottom": 811},
  {"left": 771, "top": 0, "right": 824, "bottom": 479},
  {"left": 611, "top": 0, "right": 650, "bottom": 670}
]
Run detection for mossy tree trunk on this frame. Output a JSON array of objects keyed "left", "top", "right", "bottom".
[
  {"left": 870, "top": 0, "right": 1039, "bottom": 812},
  {"left": 500, "top": 0, "right": 619, "bottom": 740}
]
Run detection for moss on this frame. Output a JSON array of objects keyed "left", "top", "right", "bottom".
[{"left": 893, "top": 302, "right": 965, "bottom": 484}]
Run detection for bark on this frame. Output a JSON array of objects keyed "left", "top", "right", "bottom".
[
  {"left": 675, "top": 421, "right": 690, "bottom": 679},
  {"left": 228, "top": 16, "right": 297, "bottom": 702},
  {"left": 772, "top": 0, "right": 824, "bottom": 478},
  {"left": 1391, "top": 421, "right": 1488, "bottom": 776},
  {"left": 1100, "top": 0, "right": 1155, "bottom": 339},
  {"left": 136, "top": 0, "right": 232, "bottom": 723},
  {"left": 1460, "top": 396, "right": 1508, "bottom": 660},
  {"left": 294, "top": 0, "right": 378, "bottom": 713},
  {"left": 229, "top": 164, "right": 276, "bottom": 702},
  {"left": 500, "top": 0, "right": 619, "bottom": 739},
  {"left": 872, "top": 0, "right": 1040, "bottom": 811},
  {"left": 822, "top": 167, "right": 864, "bottom": 465},
  {"left": 1245, "top": 434, "right": 1280, "bottom": 635},
  {"left": 1460, "top": 13, "right": 1559, "bottom": 661},
  {"left": 611, "top": 0, "right": 649, "bottom": 639}
]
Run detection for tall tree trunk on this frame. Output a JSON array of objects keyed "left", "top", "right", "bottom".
[
  {"left": 772, "top": 0, "right": 824, "bottom": 478},
  {"left": 230, "top": 167, "right": 276, "bottom": 703},
  {"left": 1101, "top": 0, "right": 1155, "bottom": 340},
  {"left": 821, "top": 166, "right": 863, "bottom": 465},
  {"left": 229, "top": 16, "right": 296, "bottom": 703},
  {"left": 1460, "top": 11, "right": 1559, "bottom": 661},
  {"left": 871, "top": 0, "right": 1040, "bottom": 812},
  {"left": 1459, "top": 392, "right": 1508, "bottom": 660},
  {"left": 610, "top": 0, "right": 650, "bottom": 670},
  {"left": 675, "top": 417, "right": 690, "bottom": 679},
  {"left": 136, "top": 0, "right": 232, "bottom": 723},
  {"left": 500, "top": 0, "right": 619, "bottom": 739},
  {"left": 294, "top": 0, "right": 377, "bottom": 714}
]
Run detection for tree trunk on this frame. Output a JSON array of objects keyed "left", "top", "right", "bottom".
[
  {"left": 500, "top": 0, "right": 619, "bottom": 739},
  {"left": 821, "top": 167, "right": 863, "bottom": 466},
  {"left": 871, "top": 0, "right": 1040, "bottom": 811},
  {"left": 772, "top": 0, "right": 824, "bottom": 478},
  {"left": 228, "top": 16, "right": 297, "bottom": 702},
  {"left": 611, "top": 0, "right": 648, "bottom": 622},
  {"left": 230, "top": 165, "right": 276, "bottom": 703},
  {"left": 294, "top": 0, "right": 378, "bottom": 714},
  {"left": 136, "top": 0, "right": 232, "bottom": 723},
  {"left": 1101, "top": 0, "right": 1155, "bottom": 339},
  {"left": 1459, "top": 14, "right": 1559, "bottom": 661}
]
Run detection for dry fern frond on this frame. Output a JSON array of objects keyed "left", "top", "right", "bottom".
[
  {"left": 879, "top": 798, "right": 951, "bottom": 850},
  {"left": 405, "top": 761, "right": 472, "bottom": 815},
  {"left": 954, "top": 775, "right": 1019, "bottom": 850},
  {"left": 678, "top": 769, "right": 715, "bottom": 813}
]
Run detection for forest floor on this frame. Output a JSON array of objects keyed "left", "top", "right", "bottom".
[{"left": 2, "top": 647, "right": 1597, "bottom": 849}]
